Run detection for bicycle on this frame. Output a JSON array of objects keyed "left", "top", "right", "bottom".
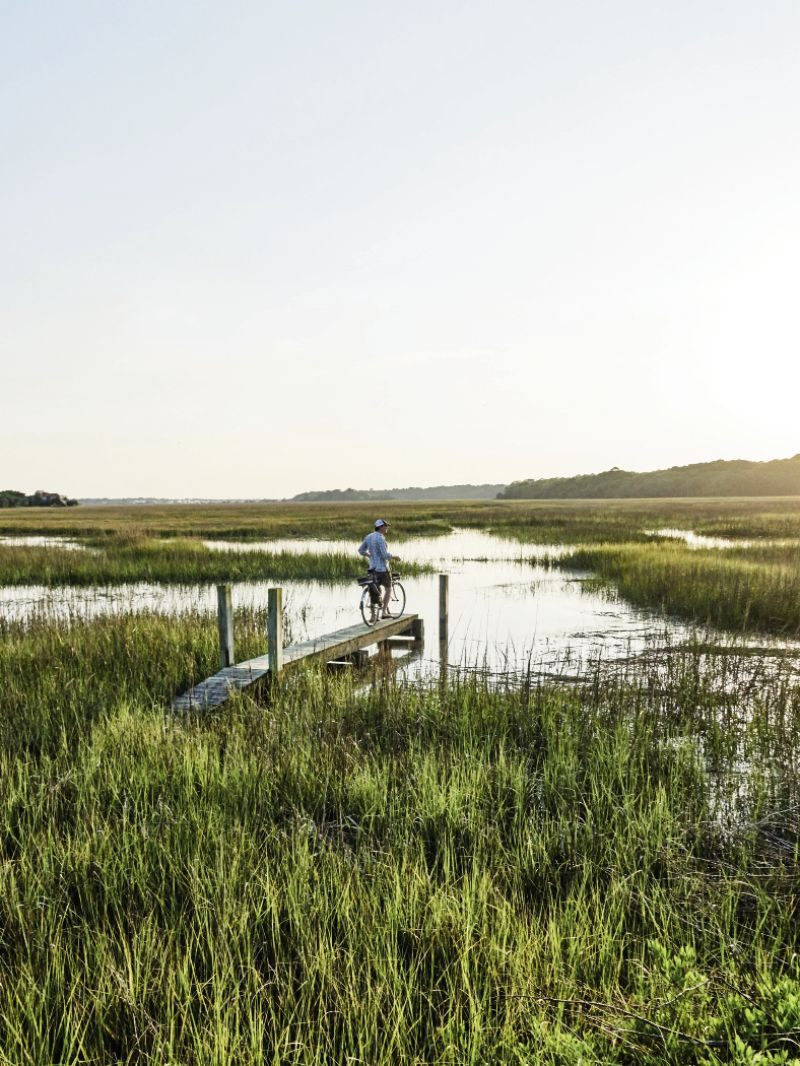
[{"left": 358, "top": 570, "right": 406, "bottom": 627}]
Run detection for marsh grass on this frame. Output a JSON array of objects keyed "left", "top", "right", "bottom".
[
  {"left": 548, "top": 541, "right": 800, "bottom": 638},
  {"left": 2, "top": 610, "right": 800, "bottom": 1063},
  {"left": 0, "top": 537, "right": 432, "bottom": 587},
  {"left": 0, "top": 503, "right": 458, "bottom": 541},
  {"left": 4, "top": 497, "right": 800, "bottom": 544},
  {"left": 0, "top": 609, "right": 267, "bottom": 757},
  {"left": 4, "top": 501, "right": 800, "bottom": 1061}
]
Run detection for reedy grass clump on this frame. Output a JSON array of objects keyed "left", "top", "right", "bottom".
[
  {"left": 0, "top": 608, "right": 266, "bottom": 757},
  {"left": 548, "top": 540, "right": 800, "bottom": 638},
  {"left": 0, "top": 537, "right": 432, "bottom": 587},
  {"left": 2, "top": 611, "right": 800, "bottom": 1062}
]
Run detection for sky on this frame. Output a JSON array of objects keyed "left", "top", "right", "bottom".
[{"left": 2, "top": 1, "right": 799, "bottom": 498}]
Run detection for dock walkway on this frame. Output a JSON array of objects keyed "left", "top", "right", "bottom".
[{"left": 172, "top": 613, "right": 421, "bottom": 713}]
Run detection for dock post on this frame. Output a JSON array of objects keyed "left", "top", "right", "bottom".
[
  {"left": 268, "top": 587, "right": 284, "bottom": 678},
  {"left": 439, "top": 574, "right": 449, "bottom": 683},
  {"left": 216, "top": 583, "right": 234, "bottom": 669},
  {"left": 439, "top": 574, "right": 449, "bottom": 648}
]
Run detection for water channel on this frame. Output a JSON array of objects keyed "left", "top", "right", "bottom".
[{"left": 1, "top": 530, "right": 797, "bottom": 680}]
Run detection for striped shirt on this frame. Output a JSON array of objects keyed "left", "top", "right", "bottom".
[{"left": 358, "top": 530, "right": 395, "bottom": 572}]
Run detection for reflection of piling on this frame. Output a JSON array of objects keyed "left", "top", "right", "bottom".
[
  {"left": 439, "top": 574, "right": 449, "bottom": 684},
  {"left": 216, "top": 583, "right": 234, "bottom": 669},
  {"left": 267, "top": 587, "right": 284, "bottom": 679}
]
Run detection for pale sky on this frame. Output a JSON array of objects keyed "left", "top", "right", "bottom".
[{"left": 2, "top": 1, "right": 799, "bottom": 498}]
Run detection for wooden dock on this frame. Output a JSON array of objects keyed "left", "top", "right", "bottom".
[{"left": 172, "top": 613, "right": 422, "bottom": 713}]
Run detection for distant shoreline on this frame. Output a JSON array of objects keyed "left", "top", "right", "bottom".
[{"left": 40, "top": 453, "right": 800, "bottom": 505}]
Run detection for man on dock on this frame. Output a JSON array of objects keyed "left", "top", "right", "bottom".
[{"left": 358, "top": 519, "right": 400, "bottom": 619}]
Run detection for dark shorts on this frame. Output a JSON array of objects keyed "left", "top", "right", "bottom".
[{"left": 370, "top": 569, "right": 392, "bottom": 589}]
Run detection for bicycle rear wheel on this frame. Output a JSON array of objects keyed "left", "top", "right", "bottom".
[
  {"left": 386, "top": 580, "right": 406, "bottom": 618},
  {"left": 360, "top": 585, "right": 378, "bottom": 627}
]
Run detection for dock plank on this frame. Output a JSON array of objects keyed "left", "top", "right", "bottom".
[{"left": 172, "top": 615, "right": 419, "bottom": 712}]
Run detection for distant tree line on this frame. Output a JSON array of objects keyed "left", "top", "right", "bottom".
[
  {"left": 498, "top": 455, "right": 800, "bottom": 499},
  {"left": 292, "top": 484, "right": 505, "bottom": 502},
  {"left": 1, "top": 489, "right": 78, "bottom": 508}
]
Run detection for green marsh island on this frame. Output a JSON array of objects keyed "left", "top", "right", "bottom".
[{"left": 2, "top": 498, "right": 800, "bottom": 1064}]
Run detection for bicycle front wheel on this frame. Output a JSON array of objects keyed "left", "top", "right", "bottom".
[
  {"left": 387, "top": 581, "right": 406, "bottom": 618},
  {"left": 360, "top": 585, "right": 378, "bottom": 627}
]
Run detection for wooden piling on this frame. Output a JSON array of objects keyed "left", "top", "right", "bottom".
[
  {"left": 439, "top": 574, "right": 449, "bottom": 648},
  {"left": 267, "top": 587, "right": 284, "bottom": 677},
  {"left": 439, "top": 574, "right": 449, "bottom": 685},
  {"left": 216, "top": 583, "right": 234, "bottom": 669}
]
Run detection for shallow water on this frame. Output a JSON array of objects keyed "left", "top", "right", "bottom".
[
  {"left": 0, "top": 530, "right": 711, "bottom": 675},
  {"left": 201, "top": 529, "right": 569, "bottom": 561},
  {"left": 0, "top": 535, "right": 89, "bottom": 551},
  {"left": 647, "top": 528, "right": 766, "bottom": 550},
  {"left": 2, "top": 530, "right": 797, "bottom": 679}
]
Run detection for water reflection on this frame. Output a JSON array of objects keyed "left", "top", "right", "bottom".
[
  {"left": 202, "top": 529, "right": 568, "bottom": 562},
  {"left": 648, "top": 529, "right": 798, "bottom": 552},
  {"left": 2, "top": 530, "right": 798, "bottom": 681},
  {"left": 0, "top": 535, "right": 89, "bottom": 551},
  {"left": 648, "top": 528, "right": 756, "bottom": 549}
]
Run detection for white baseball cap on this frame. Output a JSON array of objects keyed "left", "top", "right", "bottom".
[{"left": 374, "top": 519, "right": 388, "bottom": 528}]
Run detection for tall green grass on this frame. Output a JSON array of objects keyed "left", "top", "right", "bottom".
[
  {"left": 548, "top": 541, "right": 800, "bottom": 637},
  {"left": 2, "top": 610, "right": 800, "bottom": 1063},
  {"left": 0, "top": 537, "right": 432, "bottom": 587}
]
